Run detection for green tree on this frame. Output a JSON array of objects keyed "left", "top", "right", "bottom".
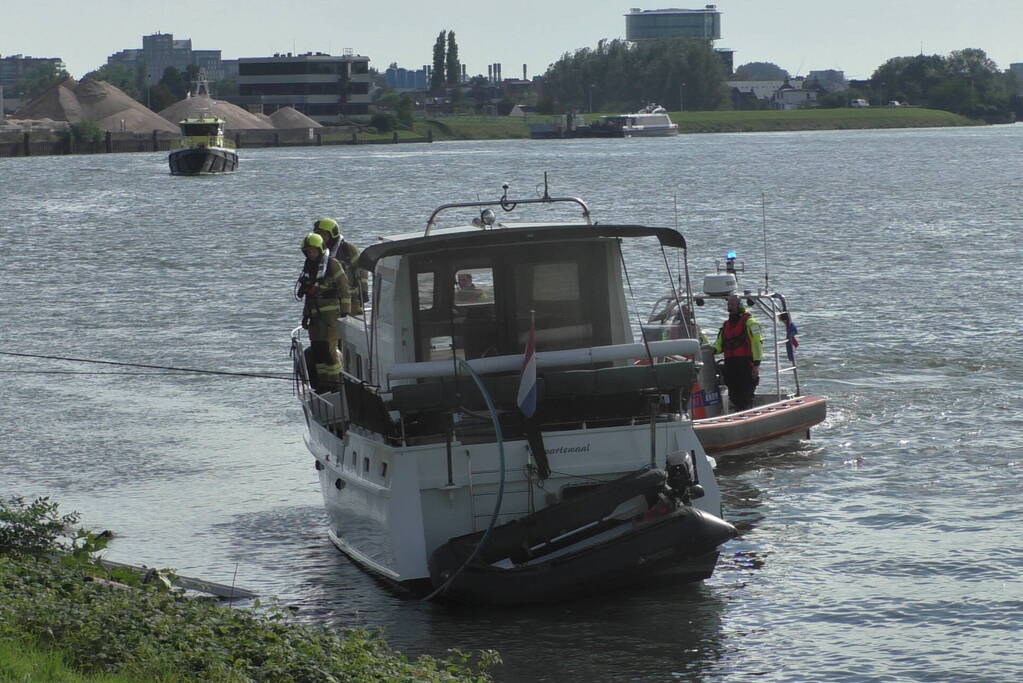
[
  {"left": 734, "top": 61, "right": 788, "bottom": 80},
  {"left": 871, "top": 54, "right": 947, "bottom": 106},
  {"left": 396, "top": 93, "right": 415, "bottom": 127},
  {"left": 870, "top": 48, "right": 1012, "bottom": 120},
  {"left": 84, "top": 62, "right": 139, "bottom": 99},
  {"left": 148, "top": 83, "right": 176, "bottom": 112},
  {"left": 213, "top": 77, "right": 238, "bottom": 96},
  {"left": 542, "top": 37, "right": 726, "bottom": 113},
  {"left": 370, "top": 111, "right": 396, "bottom": 132},
  {"left": 19, "top": 61, "right": 70, "bottom": 99},
  {"left": 446, "top": 31, "right": 460, "bottom": 85},
  {"left": 431, "top": 31, "right": 446, "bottom": 91},
  {"left": 184, "top": 64, "right": 200, "bottom": 84},
  {"left": 69, "top": 119, "right": 104, "bottom": 145},
  {"left": 159, "top": 66, "right": 188, "bottom": 100}
]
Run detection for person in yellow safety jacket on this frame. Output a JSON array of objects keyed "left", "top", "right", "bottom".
[
  {"left": 298, "top": 232, "right": 350, "bottom": 393},
  {"left": 712, "top": 294, "right": 763, "bottom": 411},
  {"left": 313, "top": 217, "right": 369, "bottom": 315}
]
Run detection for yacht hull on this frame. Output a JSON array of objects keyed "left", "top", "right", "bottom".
[
  {"left": 168, "top": 146, "right": 238, "bottom": 175},
  {"left": 305, "top": 404, "right": 723, "bottom": 586}
]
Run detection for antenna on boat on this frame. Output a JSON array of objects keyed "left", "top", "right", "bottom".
[
  {"left": 673, "top": 190, "right": 694, "bottom": 312},
  {"left": 761, "top": 192, "right": 770, "bottom": 292}
]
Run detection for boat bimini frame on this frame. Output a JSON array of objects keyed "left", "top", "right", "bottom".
[{"left": 425, "top": 174, "right": 592, "bottom": 236}]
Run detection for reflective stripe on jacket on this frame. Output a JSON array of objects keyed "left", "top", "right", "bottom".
[{"left": 303, "top": 257, "right": 350, "bottom": 319}]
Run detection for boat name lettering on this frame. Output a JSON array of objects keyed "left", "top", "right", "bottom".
[{"left": 544, "top": 444, "right": 591, "bottom": 456}]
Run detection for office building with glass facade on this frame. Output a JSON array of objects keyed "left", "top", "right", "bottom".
[
  {"left": 625, "top": 6, "right": 722, "bottom": 41},
  {"left": 236, "top": 52, "right": 371, "bottom": 122}
]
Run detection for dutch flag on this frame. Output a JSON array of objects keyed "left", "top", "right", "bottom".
[{"left": 517, "top": 320, "right": 537, "bottom": 418}]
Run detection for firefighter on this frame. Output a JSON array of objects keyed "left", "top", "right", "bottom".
[
  {"left": 312, "top": 217, "right": 369, "bottom": 315},
  {"left": 297, "top": 232, "right": 350, "bottom": 393},
  {"left": 712, "top": 294, "right": 763, "bottom": 411}
]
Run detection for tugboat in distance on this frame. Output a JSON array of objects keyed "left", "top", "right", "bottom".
[{"left": 168, "top": 114, "right": 238, "bottom": 175}]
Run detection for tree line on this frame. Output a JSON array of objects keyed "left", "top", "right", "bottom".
[
  {"left": 537, "top": 38, "right": 728, "bottom": 114},
  {"left": 534, "top": 41, "right": 1018, "bottom": 121},
  {"left": 868, "top": 49, "right": 1016, "bottom": 121}
]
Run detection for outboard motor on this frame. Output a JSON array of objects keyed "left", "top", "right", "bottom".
[{"left": 666, "top": 451, "right": 705, "bottom": 505}]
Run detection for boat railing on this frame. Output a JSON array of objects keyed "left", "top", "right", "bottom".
[
  {"left": 425, "top": 179, "right": 592, "bottom": 235},
  {"left": 386, "top": 339, "right": 700, "bottom": 384},
  {"left": 746, "top": 293, "right": 802, "bottom": 397}
]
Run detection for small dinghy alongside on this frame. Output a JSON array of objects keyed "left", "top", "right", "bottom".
[{"left": 428, "top": 461, "right": 737, "bottom": 604}]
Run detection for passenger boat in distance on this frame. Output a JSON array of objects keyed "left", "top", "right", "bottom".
[
  {"left": 585, "top": 103, "right": 679, "bottom": 138},
  {"left": 290, "top": 177, "right": 736, "bottom": 604},
  {"left": 643, "top": 252, "right": 827, "bottom": 458},
  {"left": 168, "top": 115, "right": 237, "bottom": 175}
]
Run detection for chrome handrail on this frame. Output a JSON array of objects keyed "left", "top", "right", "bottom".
[
  {"left": 425, "top": 178, "right": 592, "bottom": 235},
  {"left": 424, "top": 195, "right": 592, "bottom": 235}
]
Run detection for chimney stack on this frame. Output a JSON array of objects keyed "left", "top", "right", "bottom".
[{"left": 523, "top": 64, "right": 527, "bottom": 80}]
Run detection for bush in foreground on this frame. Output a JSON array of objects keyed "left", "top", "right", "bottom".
[{"left": 0, "top": 497, "right": 498, "bottom": 681}]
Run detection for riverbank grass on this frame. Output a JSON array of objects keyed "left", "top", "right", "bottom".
[{"left": 0, "top": 496, "right": 498, "bottom": 681}]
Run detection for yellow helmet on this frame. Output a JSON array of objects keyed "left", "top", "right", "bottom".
[
  {"left": 302, "top": 232, "right": 325, "bottom": 253},
  {"left": 313, "top": 217, "right": 341, "bottom": 241}
]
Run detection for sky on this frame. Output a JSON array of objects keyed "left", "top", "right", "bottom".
[{"left": 4, "top": 0, "right": 1023, "bottom": 82}]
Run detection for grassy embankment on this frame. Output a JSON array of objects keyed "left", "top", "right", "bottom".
[
  {"left": 0, "top": 496, "right": 497, "bottom": 682},
  {"left": 351, "top": 107, "right": 979, "bottom": 142}
]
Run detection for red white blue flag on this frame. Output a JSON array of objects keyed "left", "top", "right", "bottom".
[{"left": 517, "top": 322, "right": 537, "bottom": 418}]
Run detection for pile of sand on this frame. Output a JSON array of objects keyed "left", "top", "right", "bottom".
[
  {"left": 14, "top": 77, "right": 179, "bottom": 133},
  {"left": 269, "top": 106, "right": 322, "bottom": 129},
  {"left": 159, "top": 94, "right": 273, "bottom": 130}
]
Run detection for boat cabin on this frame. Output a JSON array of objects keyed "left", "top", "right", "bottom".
[
  {"left": 177, "top": 117, "right": 229, "bottom": 149},
  {"left": 312, "top": 199, "right": 699, "bottom": 447}
]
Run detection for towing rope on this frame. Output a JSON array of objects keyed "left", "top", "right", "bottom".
[{"left": 0, "top": 351, "right": 291, "bottom": 381}]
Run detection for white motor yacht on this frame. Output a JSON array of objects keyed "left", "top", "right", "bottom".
[{"left": 291, "top": 179, "right": 735, "bottom": 603}]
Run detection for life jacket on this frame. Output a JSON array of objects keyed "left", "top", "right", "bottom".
[{"left": 720, "top": 313, "right": 753, "bottom": 359}]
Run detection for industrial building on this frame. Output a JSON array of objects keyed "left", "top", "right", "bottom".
[
  {"left": 235, "top": 52, "right": 371, "bottom": 122},
  {"left": 107, "top": 33, "right": 224, "bottom": 85}
]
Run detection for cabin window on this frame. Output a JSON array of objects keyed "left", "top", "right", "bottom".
[
  {"left": 451, "top": 266, "right": 498, "bottom": 359},
  {"left": 411, "top": 245, "right": 610, "bottom": 362},
  {"left": 512, "top": 260, "right": 596, "bottom": 352},
  {"left": 416, "top": 272, "right": 435, "bottom": 311},
  {"left": 413, "top": 260, "right": 498, "bottom": 362},
  {"left": 453, "top": 267, "right": 494, "bottom": 306}
]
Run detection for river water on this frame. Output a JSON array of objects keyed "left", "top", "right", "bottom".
[{"left": 2, "top": 125, "right": 1022, "bottom": 682}]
